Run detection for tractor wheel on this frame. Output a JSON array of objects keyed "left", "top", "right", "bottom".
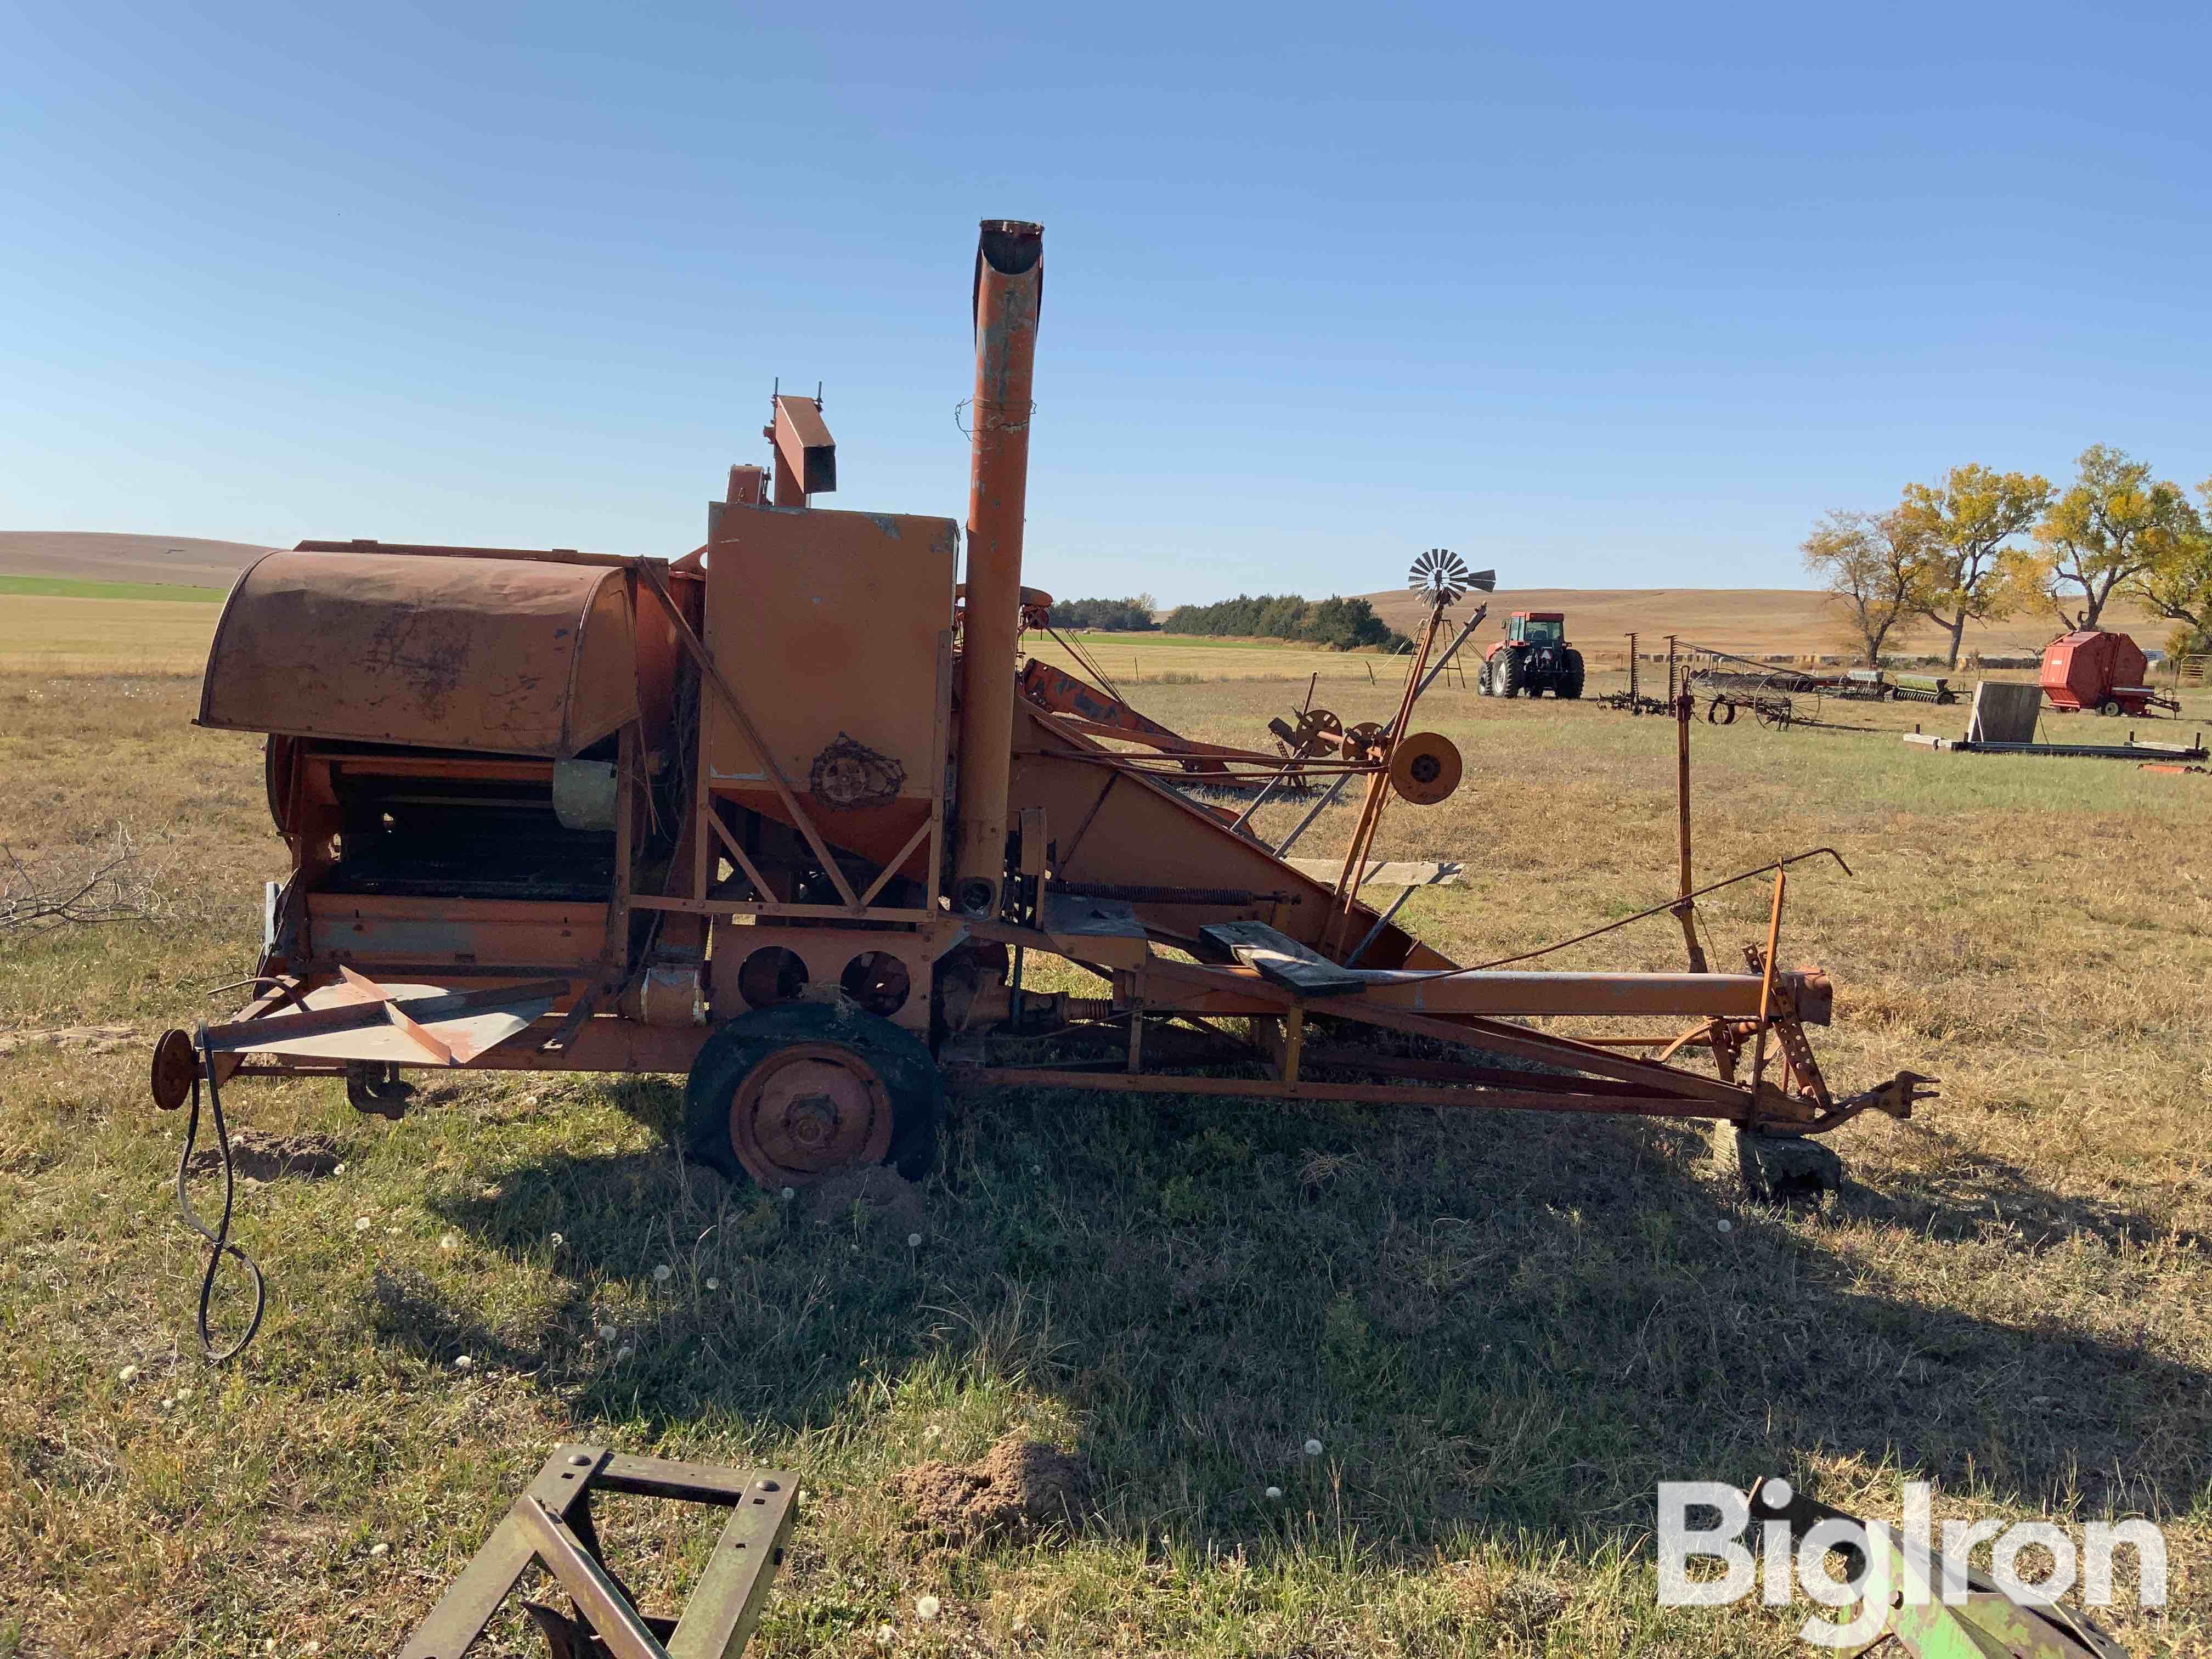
[
  {"left": 2096, "top": 697, "right": 2122, "bottom": 716},
  {"left": 1558, "top": 650, "right": 1585, "bottom": 700},
  {"left": 1494, "top": 649, "right": 1523, "bottom": 699},
  {"left": 1476, "top": 657, "right": 1493, "bottom": 696},
  {"left": 684, "top": 1003, "right": 943, "bottom": 1188}
]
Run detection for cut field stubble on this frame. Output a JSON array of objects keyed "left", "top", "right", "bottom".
[{"left": 0, "top": 653, "right": 2207, "bottom": 1657}]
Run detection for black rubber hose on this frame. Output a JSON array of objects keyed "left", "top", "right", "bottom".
[{"left": 173, "top": 1026, "right": 266, "bottom": 1363}]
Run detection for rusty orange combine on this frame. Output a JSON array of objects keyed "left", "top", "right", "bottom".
[{"left": 155, "top": 219, "right": 1932, "bottom": 1249}]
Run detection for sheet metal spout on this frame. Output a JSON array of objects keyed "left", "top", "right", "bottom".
[{"left": 952, "top": 219, "right": 1044, "bottom": 914}]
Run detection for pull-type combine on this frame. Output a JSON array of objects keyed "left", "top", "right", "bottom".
[{"left": 151, "top": 221, "right": 1931, "bottom": 1200}]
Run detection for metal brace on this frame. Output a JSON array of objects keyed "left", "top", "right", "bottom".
[{"left": 400, "top": 1444, "right": 797, "bottom": 1659}]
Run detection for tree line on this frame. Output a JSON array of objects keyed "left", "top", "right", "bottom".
[
  {"left": 1804, "top": 446, "right": 2212, "bottom": 668},
  {"left": 1157, "top": 593, "right": 1409, "bottom": 651},
  {"left": 1050, "top": 594, "right": 1160, "bottom": 631}
]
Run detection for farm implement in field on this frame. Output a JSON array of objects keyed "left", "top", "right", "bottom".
[{"left": 152, "top": 221, "right": 1934, "bottom": 1361}]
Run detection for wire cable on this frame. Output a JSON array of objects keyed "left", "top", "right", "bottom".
[
  {"left": 174, "top": 1026, "right": 266, "bottom": 1363},
  {"left": 1388, "top": 848, "right": 1854, "bottom": 979}
]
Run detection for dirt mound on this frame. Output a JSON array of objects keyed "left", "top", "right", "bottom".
[
  {"left": 187, "top": 1128, "right": 345, "bottom": 1182},
  {"left": 805, "top": 1165, "right": 928, "bottom": 1234},
  {"left": 887, "top": 1437, "right": 1088, "bottom": 1546}
]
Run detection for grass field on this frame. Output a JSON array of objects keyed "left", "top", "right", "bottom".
[
  {"left": 2, "top": 636, "right": 2208, "bottom": 1655},
  {"left": 0, "top": 592, "right": 232, "bottom": 675},
  {"left": 0, "top": 575, "right": 229, "bottom": 603}
]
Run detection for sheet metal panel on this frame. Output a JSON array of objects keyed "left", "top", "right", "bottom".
[
  {"left": 703, "top": 504, "right": 954, "bottom": 869},
  {"left": 199, "top": 550, "right": 637, "bottom": 756}
]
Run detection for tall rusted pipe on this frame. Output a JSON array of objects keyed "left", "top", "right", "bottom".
[{"left": 951, "top": 219, "right": 1043, "bottom": 915}]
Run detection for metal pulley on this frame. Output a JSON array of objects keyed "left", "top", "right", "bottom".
[
  {"left": 1339, "top": 721, "right": 1389, "bottom": 762},
  {"left": 1387, "top": 731, "right": 1463, "bottom": 805}
]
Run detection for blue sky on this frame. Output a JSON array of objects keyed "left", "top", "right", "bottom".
[{"left": 3, "top": 3, "right": 2207, "bottom": 602}]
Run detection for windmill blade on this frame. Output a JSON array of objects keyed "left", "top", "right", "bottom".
[
  {"left": 1407, "top": 548, "right": 1473, "bottom": 605},
  {"left": 1468, "top": 568, "right": 1497, "bottom": 593}
]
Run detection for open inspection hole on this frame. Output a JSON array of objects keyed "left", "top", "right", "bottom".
[
  {"left": 840, "top": 950, "right": 911, "bottom": 1017},
  {"left": 738, "top": 946, "right": 808, "bottom": 1009}
]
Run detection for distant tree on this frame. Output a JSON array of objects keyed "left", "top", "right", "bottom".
[
  {"left": 1159, "top": 591, "right": 1408, "bottom": 650},
  {"left": 1893, "top": 464, "right": 2052, "bottom": 669},
  {"left": 2130, "top": 479, "right": 2212, "bottom": 659},
  {"left": 1052, "top": 595, "right": 1158, "bottom": 630},
  {"left": 1801, "top": 507, "right": 1921, "bottom": 665},
  {"left": 2032, "top": 445, "right": 2198, "bottom": 631},
  {"left": 1305, "top": 595, "right": 1398, "bottom": 650}
]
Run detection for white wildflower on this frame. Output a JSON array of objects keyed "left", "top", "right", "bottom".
[
  {"left": 652, "top": 1263, "right": 673, "bottom": 1284},
  {"left": 598, "top": 1324, "right": 617, "bottom": 1341},
  {"left": 781, "top": 1187, "right": 795, "bottom": 1200},
  {"left": 704, "top": 1277, "right": 719, "bottom": 1291},
  {"left": 453, "top": 1355, "right": 472, "bottom": 1370},
  {"left": 615, "top": 1344, "right": 634, "bottom": 1362},
  {"left": 906, "top": 1232, "right": 922, "bottom": 1248},
  {"left": 118, "top": 1364, "right": 139, "bottom": 1384},
  {"left": 176, "top": 1388, "right": 193, "bottom": 1402},
  {"left": 1304, "top": 1438, "right": 1323, "bottom": 1458},
  {"left": 439, "top": 1234, "right": 458, "bottom": 1251},
  {"left": 548, "top": 1232, "right": 564, "bottom": 1248},
  {"left": 915, "top": 1594, "right": 941, "bottom": 1620},
  {"left": 369, "top": 1542, "right": 390, "bottom": 1557},
  {"left": 1716, "top": 1218, "right": 1733, "bottom": 1234},
  {"left": 875, "top": 1625, "right": 896, "bottom": 1647},
  {"left": 354, "top": 1216, "right": 373, "bottom": 1232},
  {"left": 1265, "top": 1486, "right": 1283, "bottom": 1501}
]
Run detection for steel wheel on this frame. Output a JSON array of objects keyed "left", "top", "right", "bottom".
[
  {"left": 685, "top": 1002, "right": 944, "bottom": 1188},
  {"left": 726, "top": 1042, "right": 894, "bottom": 1186}
]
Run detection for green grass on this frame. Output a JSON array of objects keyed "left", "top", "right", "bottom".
[
  {"left": 1059, "top": 631, "right": 1395, "bottom": 653},
  {"left": 1, "top": 664, "right": 2207, "bottom": 1655},
  {"left": 0, "top": 574, "right": 229, "bottom": 602}
]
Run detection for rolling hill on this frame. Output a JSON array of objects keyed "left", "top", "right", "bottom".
[
  {"left": 0, "top": 533, "right": 2171, "bottom": 663},
  {"left": 0, "top": 531, "right": 274, "bottom": 588}
]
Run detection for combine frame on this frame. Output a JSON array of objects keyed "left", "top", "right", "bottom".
[{"left": 154, "top": 221, "right": 1932, "bottom": 1229}]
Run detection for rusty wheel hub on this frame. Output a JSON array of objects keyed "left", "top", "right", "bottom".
[
  {"left": 727, "top": 1042, "right": 893, "bottom": 1186},
  {"left": 150, "top": 1028, "right": 199, "bottom": 1112}
]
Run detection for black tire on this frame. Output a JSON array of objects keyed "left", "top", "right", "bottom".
[
  {"left": 683, "top": 1002, "right": 943, "bottom": 1187},
  {"left": 1494, "top": 648, "right": 1523, "bottom": 699},
  {"left": 1558, "top": 650, "right": 1584, "bottom": 700},
  {"left": 2096, "top": 698, "right": 2121, "bottom": 716},
  {"left": 1476, "top": 657, "right": 1494, "bottom": 696}
]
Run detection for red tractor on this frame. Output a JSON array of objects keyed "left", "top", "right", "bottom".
[{"left": 1479, "top": 611, "right": 1584, "bottom": 699}]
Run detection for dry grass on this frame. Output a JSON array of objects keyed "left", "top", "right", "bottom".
[
  {"left": 1, "top": 644, "right": 2208, "bottom": 1657},
  {"left": 0, "top": 596, "right": 227, "bottom": 675}
]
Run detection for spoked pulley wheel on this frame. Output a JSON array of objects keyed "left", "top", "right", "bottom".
[{"left": 726, "top": 1042, "right": 894, "bottom": 1186}]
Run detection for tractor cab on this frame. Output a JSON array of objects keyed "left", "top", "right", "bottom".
[{"left": 1508, "top": 612, "right": 1565, "bottom": 647}]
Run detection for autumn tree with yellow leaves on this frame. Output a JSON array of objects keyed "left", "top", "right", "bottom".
[
  {"left": 1891, "top": 464, "right": 2052, "bottom": 669},
  {"left": 2031, "top": 445, "right": 2200, "bottom": 631},
  {"left": 2131, "top": 479, "right": 2212, "bottom": 657}
]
